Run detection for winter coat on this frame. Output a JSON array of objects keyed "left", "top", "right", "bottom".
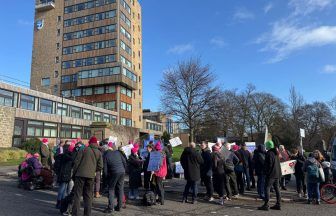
[
  {"left": 237, "top": 148, "right": 252, "bottom": 168},
  {"left": 104, "top": 149, "right": 127, "bottom": 177},
  {"left": 73, "top": 144, "right": 103, "bottom": 179},
  {"left": 304, "top": 157, "right": 322, "bottom": 183},
  {"left": 128, "top": 153, "right": 143, "bottom": 188},
  {"left": 27, "top": 157, "right": 43, "bottom": 176},
  {"left": 291, "top": 153, "right": 306, "bottom": 177},
  {"left": 279, "top": 149, "right": 290, "bottom": 162},
  {"left": 253, "top": 146, "right": 266, "bottom": 176},
  {"left": 212, "top": 151, "right": 225, "bottom": 175},
  {"left": 180, "top": 147, "right": 204, "bottom": 181},
  {"left": 57, "top": 147, "right": 74, "bottom": 183},
  {"left": 264, "top": 148, "right": 281, "bottom": 179},
  {"left": 40, "top": 144, "right": 50, "bottom": 167},
  {"left": 200, "top": 148, "right": 213, "bottom": 177}
]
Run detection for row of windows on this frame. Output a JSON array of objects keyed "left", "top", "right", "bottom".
[
  {"left": 120, "top": 11, "right": 131, "bottom": 28},
  {"left": 64, "top": 0, "right": 116, "bottom": 14},
  {"left": 122, "top": 67, "right": 137, "bottom": 82},
  {"left": 120, "top": 26, "right": 131, "bottom": 41},
  {"left": 62, "top": 85, "right": 116, "bottom": 98},
  {"left": 121, "top": 117, "right": 132, "bottom": 127},
  {"left": 120, "top": 102, "right": 132, "bottom": 112},
  {"left": 63, "top": 24, "right": 116, "bottom": 41},
  {"left": 121, "top": 0, "right": 131, "bottom": 14},
  {"left": 146, "top": 122, "right": 163, "bottom": 132},
  {"left": 62, "top": 54, "right": 116, "bottom": 69},
  {"left": 0, "top": 88, "right": 117, "bottom": 123},
  {"left": 120, "top": 86, "right": 132, "bottom": 97},
  {"left": 64, "top": 10, "right": 116, "bottom": 27},
  {"left": 92, "top": 101, "right": 116, "bottom": 110},
  {"left": 78, "top": 67, "right": 120, "bottom": 79},
  {"left": 120, "top": 55, "right": 132, "bottom": 68},
  {"left": 61, "top": 74, "right": 77, "bottom": 84},
  {"left": 63, "top": 39, "right": 116, "bottom": 55},
  {"left": 120, "top": 40, "right": 132, "bottom": 55}
]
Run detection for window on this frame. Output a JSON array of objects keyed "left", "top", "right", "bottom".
[
  {"left": 111, "top": 115, "right": 117, "bottom": 124},
  {"left": 41, "top": 77, "right": 50, "bottom": 87},
  {"left": 83, "top": 109, "right": 92, "bottom": 120},
  {"left": 0, "top": 89, "right": 14, "bottom": 107},
  {"left": 61, "top": 90, "right": 71, "bottom": 98},
  {"left": 78, "top": 67, "right": 120, "bottom": 79},
  {"left": 120, "top": 40, "right": 132, "bottom": 55},
  {"left": 20, "top": 94, "right": 35, "bottom": 110},
  {"left": 64, "top": 10, "right": 116, "bottom": 27},
  {"left": 120, "top": 55, "right": 132, "bottom": 68},
  {"left": 57, "top": 29, "right": 60, "bottom": 36},
  {"left": 120, "top": 102, "right": 131, "bottom": 111},
  {"left": 54, "top": 71, "right": 59, "bottom": 78},
  {"left": 62, "top": 54, "right": 115, "bottom": 69},
  {"left": 121, "top": 0, "right": 131, "bottom": 14},
  {"left": 120, "top": 86, "right": 132, "bottom": 97},
  {"left": 103, "top": 114, "right": 110, "bottom": 123},
  {"left": 82, "top": 88, "right": 93, "bottom": 96},
  {"left": 64, "top": 0, "right": 116, "bottom": 14},
  {"left": 71, "top": 106, "right": 81, "bottom": 118},
  {"left": 60, "top": 125, "right": 71, "bottom": 138},
  {"left": 72, "top": 126, "right": 82, "bottom": 138},
  {"left": 120, "top": 12, "right": 131, "bottom": 28},
  {"left": 121, "top": 117, "right": 132, "bottom": 126},
  {"left": 27, "top": 121, "right": 43, "bottom": 137},
  {"left": 105, "top": 85, "right": 116, "bottom": 93},
  {"left": 63, "top": 24, "right": 116, "bottom": 41},
  {"left": 105, "top": 101, "right": 116, "bottom": 110},
  {"left": 40, "top": 99, "right": 53, "bottom": 114},
  {"left": 56, "top": 43, "right": 60, "bottom": 50},
  {"left": 83, "top": 127, "right": 91, "bottom": 139},
  {"left": 57, "top": 103, "right": 68, "bottom": 116},
  {"left": 122, "top": 67, "right": 137, "bottom": 82},
  {"left": 44, "top": 123, "right": 57, "bottom": 137},
  {"left": 94, "top": 112, "right": 102, "bottom": 121},
  {"left": 55, "top": 56, "right": 59, "bottom": 63},
  {"left": 94, "top": 86, "right": 104, "bottom": 95},
  {"left": 120, "top": 26, "right": 131, "bottom": 41},
  {"left": 57, "top": 16, "right": 61, "bottom": 22}
]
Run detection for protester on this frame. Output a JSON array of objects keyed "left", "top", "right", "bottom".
[
  {"left": 180, "top": 142, "right": 204, "bottom": 204},
  {"left": 143, "top": 142, "right": 154, "bottom": 190},
  {"left": 164, "top": 143, "right": 174, "bottom": 179},
  {"left": 279, "top": 145, "right": 291, "bottom": 190},
  {"left": 258, "top": 140, "right": 282, "bottom": 211},
  {"left": 72, "top": 136, "right": 103, "bottom": 216},
  {"left": 235, "top": 143, "right": 252, "bottom": 194},
  {"left": 94, "top": 143, "right": 105, "bottom": 198},
  {"left": 150, "top": 142, "right": 167, "bottom": 205},
  {"left": 103, "top": 141, "right": 127, "bottom": 213},
  {"left": 221, "top": 142, "right": 239, "bottom": 199},
  {"left": 253, "top": 144, "right": 266, "bottom": 200},
  {"left": 321, "top": 161, "right": 333, "bottom": 185},
  {"left": 128, "top": 144, "right": 143, "bottom": 200},
  {"left": 304, "top": 150, "right": 323, "bottom": 205},
  {"left": 212, "top": 144, "right": 226, "bottom": 205},
  {"left": 200, "top": 141, "right": 214, "bottom": 201},
  {"left": 291, "top": 147, "right": 307, "bottom": 198},
  {"left": 40, "top": 138, "right": 51, "bottom": 168}
]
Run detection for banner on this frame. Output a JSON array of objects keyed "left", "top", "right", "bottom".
[
  {"left": 245, "top": 142, "right": 256, "bottom": 153},
  {"left": 175, "top": 161, "right": 184, "bottom": 174},
  {"left": 280, "top": 160, "right": 297, "bottom": 175},
  {"left": 147, "top": 151, "right": 163, "bottom": 171},
  {"left": 169, "top": 137, "right": 182, "bottom": 147},
  {"left": 121, "top": 144, "right": 134, "bottom": 159}
]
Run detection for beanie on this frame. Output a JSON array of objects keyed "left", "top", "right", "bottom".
[
  {"left": 42, "top": 138, "right": 49, "bottom": 145},
  {"left": 155, "top": 141, "right": 162, "bottom": 151},
  {"left": 89, "top": 136, "right": 98, "bottom": 145},
  {"left": 131, "top": 146, "right": 139, "bottom": 154},
  {"left": 265, "top": 140, "right": 274, "bottom": 150},
  {"left": 33, "top": 153, "right": 40, "bottom": 158}
]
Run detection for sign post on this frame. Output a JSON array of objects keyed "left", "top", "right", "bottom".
[{"left": 300, "top": 128, "right": 305, "bottom": 155}]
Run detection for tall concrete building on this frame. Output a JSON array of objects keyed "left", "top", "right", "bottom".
[{"left": 30, "top": 0, "right": 143, "bottom": 129}]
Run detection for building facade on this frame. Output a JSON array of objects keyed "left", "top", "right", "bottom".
[
  {"left": 142, "top": 110, "right": 180, "bottom": 135},
  {"left": 30, "top": 0, "right": 143, "bottom": 129}
]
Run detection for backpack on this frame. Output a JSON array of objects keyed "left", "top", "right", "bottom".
[
  {"left": 142, "top": 191, "right": 156, "bottom": 206},
  {"left": 224, "top": 160, "right": 235, "bottom": 173},
  {"left": 307, "top": 163, "right": 319, "bottom": 180}
]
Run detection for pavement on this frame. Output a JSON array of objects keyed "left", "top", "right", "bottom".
[
  {"left": 0, "top": 166, "right": 17, "bottom": 177},
  {"left": 0, "top": 165, "right": 334, "bottom": 216}
]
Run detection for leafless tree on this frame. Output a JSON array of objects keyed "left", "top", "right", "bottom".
[{"left": 159, "top": 58, "right": 220, "bottom": 142}]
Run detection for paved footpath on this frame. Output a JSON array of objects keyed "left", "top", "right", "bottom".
[{"left": 0, "top": 172, "right": 335, "bottom": 216}]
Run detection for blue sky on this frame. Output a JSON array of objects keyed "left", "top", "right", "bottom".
[{"left": 0, "top": 0, "right": 336, "bottom": 111}]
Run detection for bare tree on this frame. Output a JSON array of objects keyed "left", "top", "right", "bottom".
[{"left": 159, "top": 58, "right": 220, "bottom": 142}]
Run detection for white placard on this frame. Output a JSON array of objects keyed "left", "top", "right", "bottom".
[
  {"left": 280, "top": 160, "right": 297, "bottom": 175},
  {"left": 208, "top": 142, "right": 216, "bottom": 152},
  {"left": 175, "top": 161, "right": 184, "bottom": 174},
  {"left": 109, "top": 136, "right": 118, "bottom": 143},
  {"left": 300, "top": 129, "right": 305, "bottom": 138},
  {"left": 121, "top": 144, "right": 134, "bottom": 159},
  {"left": 169, "top": 137, "right": 182, "bottom": 147}
]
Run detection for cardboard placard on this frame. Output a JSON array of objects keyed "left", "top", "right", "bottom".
[
  {"left": 169, "top": 137, "right": 182, "bottom": 147},
  {"left": 245, "top": 142, "right": 256, "bottom": 152},
  {"left": 121, "top": 144, "right": 134, "bottom": 159},
  {"left": 175, "top": 161, "right": 184, "bottom": 174},
  {"left": 147, "top": 151, "right": 163, "bottom": 172},
  {"left": 280, "top": 160, "right": 297, "bottom": 175}
]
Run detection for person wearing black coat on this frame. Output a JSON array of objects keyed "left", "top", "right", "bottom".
[
  {"left": 128, "top": 148, "right": 143, "bottom": 200},
  {"left": 291, "top": 147, "right": 307, "bottom": 198},
  {"left": 212, "top": 145, "right": 226, "bottom": 205},
  {"left": 253, "top": 144, "right": 266, "bottom": 199},
  {"left": 180, "top": 142, "right": 204, "bottom": 204},
  {"left": 258, "top": 141, "right": 282, "bottom": 211},
  {"left": 200, "top": 142, "right": 214, "bottom": 201}
]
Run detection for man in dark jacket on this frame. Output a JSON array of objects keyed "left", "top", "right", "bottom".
[
  {"left": 291, "top": 147, "right": 307, "bottom": 198},
  {"left": 258, "top": 140, "right": 282, "bottom": 211},
  {"left": 181, "top": 142, "right": 204, "bottom": 204},
  {"left": 253, "top": 144, "right": 266, "bottom": 199},
  {"left": 72, "top": 137, "right": 103, "bottom": 216},
  {"left": 103, "top": 141, "right": 127, "bottom": 213},
  {"left": 221, "top": 142, "right": 239, "bottom": 199},
  {"left": 236, "top": 143, "right": 252, "bottom": 192},
  {"left": 200, "top": 141, "right": 214, "bottom": 201}
]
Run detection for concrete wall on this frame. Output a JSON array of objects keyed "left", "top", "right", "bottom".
[{"left": 0, "top": 106, "right": 16, "bottom": 147}]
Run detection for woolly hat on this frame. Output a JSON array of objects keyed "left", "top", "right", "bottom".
[
  {"left": 212, "top": 145, "right": 221, "bottom": 152},
  {"left": 25, "top": 153, "right": 33, "bottom": 159},
  {"left": 231, "top": 145, "right": 240, "bottom": 152},
  {"left": 33, "top": 153, "right": 40, "bottom": 158},
  {"left": 89, "top": 136, "right": 98, "bottom": 145},
  {"left": 265, "top": 140, "right": 274, "bottom": 150},
  {"left": 42, "top": 138, "right": 49, "bottom": 145},
  {"left": 155, "top": 141, "right": 162, "bottom": 151},
  {"left": 131, "top": 146, "right": 139, "bottom": 154},
  {"left": 107, "top": 141, "right": 115, "bottom": 148}
]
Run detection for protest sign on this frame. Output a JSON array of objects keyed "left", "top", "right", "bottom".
[
  {"left": 140, "top": 148, "right": 148, "bottom": 159},
  {"left": 147, "top": 151, "right": 163, "bottom": 171},
  {"left": 245, "top": 142, "right": 256, "bottom": 152},
  {"left": 175, "top": 161, "right": 184, "bottom": 174},
  {"left": 121, "top": 144, "right": 134, "bottom": 158},
  {"left": 280, "top": 160, "right": 297, "bottom": 175},
  {"left": 169, "top": 137, "right": 182, "bottom": 147},
  {"left": 300, "top": 128, "right": 305, "bottom": 138}
]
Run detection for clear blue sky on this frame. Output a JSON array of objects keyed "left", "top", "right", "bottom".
[{"left": 0, "top": 0, "right": 336, "bottom": 111}]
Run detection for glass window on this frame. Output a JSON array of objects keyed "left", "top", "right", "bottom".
[
  {"left": 40, "top": 99, "right": 53, "bottom": 114},
  {"left": 60, "top": 125, "right": 71, "bottom": 138},
  {"left": 27, "top": 121, "right": 43, "bottom": 137},
  {"left": 83, "top": 127, "right": 91, "bottom": 139},
  {"left": 105, "top": 101, "right": 116, "bottom": 110},
  {"left": 20, "top": 94, "right": 35, "bottom": 110},
  {"left": 57, "top": 103, "right": 68, "bottom": 116},
  {"left": 83, "top": 109, "right": 92, "bottom": 120},
  {"left": 41, "top": 77, "right": 50, "bottom": 87},
  {"left": 71, "top": 126, "right": 82, "bottom": 139},
  {"left": 71, "top": 106, "right": 81, "bottom": 118},
  {"left": 105, "top": 85, "right": 116, "bottom": 93},
  {"left": 82, "top": 88, "right": 93, "bottom": 96},
  {"left": 103, "top": 114, "right": 110, "bottom": 123},
  {"left": 0, "top": 89, "right": 14, "bottom": 107},
  {"left": 111, "top": 115, "right": 117, "bottom": 124},
  {"left": 94, "top": 112, "right": 102, "bottom": 121}
]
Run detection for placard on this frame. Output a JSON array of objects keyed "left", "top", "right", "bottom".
[
  {"left": 140, "top": 149, "right": 148, "bottom": 159},
  {"left": 175, "top": 161, "right": 184, "bottom": 174},
  {"left": 280, "top": 160, "right": 297, "bottom": 175},
  {"left": 300, "top": 129, "right": 305, "bottom": 138},
  {"left": 169, "top": 137, "right": 182, "bottom": 147},
  {"left": 147, "top": 151, "right": 163, "bottom": 171},
  {"left": 121, "top": 144, "right": 134, "bottom": 159},
  {"left": 245, "top": 142, "right": 256, "bottom": 152},
  {"left": 208, "top": 142, "right": 216, "bottom": 152}
]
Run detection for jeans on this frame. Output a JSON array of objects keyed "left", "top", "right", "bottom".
[
  {"left": 128, "top": 188, "right": 139, "bottom": 199},
  {"left": 264, "top": 178, "right": 281, "bottom": 206},
  {"left": 257, "top": 175, "right": 265, "bottom": 199},
  {"left": 72, "top": 177, "right": 94, "bottom": 216},
  {"left": 295, "top": 174, "right": 306, "bottom": 194},
  {"left": 243, "top": 167, "right": 251, "bottom": 189},
  {"left": 57, "top": 182, "right": 68, "bottom": 201},
  {"left": 201, "top": 175, "right": 214, "bottom": 198},
  {"left": 151, "top": 176, "right": 165, "bottom": 203},
  {"left": 183, "top": 180, "right": 198, "bottom": 200},
  {"left": 107, "top": 173, "right": 125, "bottom": 210},
  {"left": 307, "top": 183, "right": 320, "bottom": 201}
]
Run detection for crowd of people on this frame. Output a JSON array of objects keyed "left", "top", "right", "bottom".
[{"left": 17, "top": 136, "right": 335, "bottom": 215}]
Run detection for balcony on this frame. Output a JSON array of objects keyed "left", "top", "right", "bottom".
[{"left": 35, "top": 1, "right": 55, "bottom": 12}]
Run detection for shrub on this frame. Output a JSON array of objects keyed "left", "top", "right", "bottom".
[
  {"left": 22, "top": 138, "right": 41, "bottom": 154},
  {"left": 0, "top": 148, "right": 27, "bottom": 162}
]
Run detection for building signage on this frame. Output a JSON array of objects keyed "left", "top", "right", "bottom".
[{"left": 36, "top": 19, "right": 44, "bottom": 30}]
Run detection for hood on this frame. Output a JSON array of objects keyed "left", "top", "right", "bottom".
[
  {"left": 307, "top": 157, "right": 317, "bottom": 164},
  {"left": 202, "top": 147, "right": 211, "bottom": 153}
]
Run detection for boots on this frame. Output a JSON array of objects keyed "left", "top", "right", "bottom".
[
  {"left": 55, "top": 200, "right": 61, "bottom": 209},
  {"left": 258, "top": 203, "right": 269, "bottom": 211},
  {"left": 270, "top": 204, "right": 281, "bottom": 210}
]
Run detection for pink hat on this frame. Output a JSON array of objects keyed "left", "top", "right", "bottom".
[
  {"left": 133, "top": 143, "right": 139, "bottom": 149},
  {"left": 69, "top": 140, "right": 76, "bottom": 153},
  {"left": 89, "top": 136, "right": 98, "bottom": 145},
  {"left": 42, "top": 138, "right": 48, "bottom": 145},
  {"left": 155, "top": 141, "right": 162, "bottom": 151},
  {"left": 25, "top": 153, "right": 33, "bottom": 159},
  {"left": 107, "top": 141, "right": 115, "bottom": 148},
  {"left": 232, "top": 145, "right": 240, "bottom": 152},
  {"left": 33, "top": 153, "right": 40, "bottom": 158},
  {"left": 131, "top": 146, "right": 139, "bottom": 154}
]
